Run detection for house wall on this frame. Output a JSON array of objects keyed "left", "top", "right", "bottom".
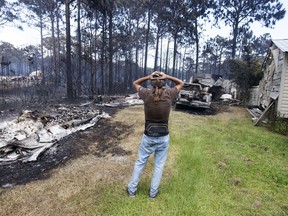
[{"left": 278, "top": 53, "right": 288, "bottom": 118}]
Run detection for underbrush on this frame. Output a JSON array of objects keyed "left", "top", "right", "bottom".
[{"left": 268, "top": 116, "right": 288, "bottom": 136}]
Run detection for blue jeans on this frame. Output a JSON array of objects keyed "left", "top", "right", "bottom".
[{"left": 128, "top": 134, "right": 170, "bottom": 197}]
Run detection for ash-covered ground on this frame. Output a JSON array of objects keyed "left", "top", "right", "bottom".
[{"left": 0, "top": 100, "right": 132, "bottom": 188}]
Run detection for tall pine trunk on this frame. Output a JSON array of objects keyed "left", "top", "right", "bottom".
[
  {"left": 165, "top": 39, "right": 170, "bottom": 74},
  {"left": 56, "top": 3, "right": 61, "bottom": 85},
  {"left": 101, "top": 12, "right": 106, "bottom": 94},
  {"left": 108, "top": 12, "right": 113, "bottom": 94},
  {"left": 76, "top": 0, "right": 82, "bottom": 97},
  {"left": 40, "top": 13, "right": 44, "bottom": 81},
  {"left": 51, "top": 13, "right": 56, "bottom": 84},
  {"left": 153, "top": 27, "right": 160, "bottom": 71},
  {"left": 65, "top": 0, "right": 73, "bottom": 98},
  {"left": 143, "top": 9, "right": 151, "bottom": 79},
  {"left": 194, "top": 20, "right": 199, "bottom": 74},
  {"left": 172, "top": 34, "right": 177, "bottom": 77}
]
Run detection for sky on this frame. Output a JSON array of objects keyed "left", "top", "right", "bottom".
[{"left": 0, "top": 0, "right": 287, "bottom": 48}]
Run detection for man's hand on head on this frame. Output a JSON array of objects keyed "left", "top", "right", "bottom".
[{"left": 151, "top": 71, "right": 166, "bottom": 80}]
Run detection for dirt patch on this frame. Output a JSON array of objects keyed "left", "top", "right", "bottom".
[{"left": 174, "top": 101, "right": 233, "bottom": 116}]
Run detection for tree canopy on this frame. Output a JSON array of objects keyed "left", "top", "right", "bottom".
[
  {"left": 214, "top": 0, "right": 286, "bottom": 58},
  {"left": 0, "top": 0, "right": 20, "bottom": 26}
]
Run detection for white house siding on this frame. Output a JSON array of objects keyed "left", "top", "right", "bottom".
[{"left": 278, "top": 53, "right": 288, "bottom": 118}]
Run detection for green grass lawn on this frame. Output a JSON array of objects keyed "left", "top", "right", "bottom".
[{"left": 85, "top": 107, "right": 288, "bottom": 216}]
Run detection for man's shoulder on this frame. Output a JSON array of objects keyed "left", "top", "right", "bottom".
[
  {"left": 138, "top": 87, "right": 150, "bottom": 98},
  {"left": 139, "top": 87, "right": 149, "bottom": 93},
  {"left": 164, "top": 87, "right": 177, "bottom": 93},
  {"left": 163, "top": 87, "right": 178, "bottom": 99}
]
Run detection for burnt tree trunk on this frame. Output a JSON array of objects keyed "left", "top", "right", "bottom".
[
  {"left": 76, "top": 0, "right": 82, "bottom": 97},
  {"left": 65, "top": 0, "right": 74, "bottom": 99}
]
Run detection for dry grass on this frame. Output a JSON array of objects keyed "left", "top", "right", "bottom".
[
  {"left": 113, "top": 106, "right": 145, "bottom": 154},
  {"left": 213, "top": 106, "right": 249, "bottom": 120},
  {"left": 0, "top": 155, "right": 130, "bottom": 215}
]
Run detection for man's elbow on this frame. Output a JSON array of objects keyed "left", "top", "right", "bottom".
[
  {"left": 133, "top": 82, "right": 140, "bottom": 91},
  {"left": 176, "top": 81, "right": 184, "bottom": 92}
]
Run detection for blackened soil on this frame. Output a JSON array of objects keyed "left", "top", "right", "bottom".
[
  {"left": 174, "top": 102, "right": 230, "bottom": 115},
  {"left": 0, "top": 107, "right": 132, "bottom": 188}
]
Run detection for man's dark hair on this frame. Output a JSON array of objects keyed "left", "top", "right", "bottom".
[{"left": 151, "top": 74, "right": 166, "bottom": 102}]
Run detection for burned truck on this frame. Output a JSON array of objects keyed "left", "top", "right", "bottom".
[{"left": 175, "top": 82, "right": 212, "bottom": 109}]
